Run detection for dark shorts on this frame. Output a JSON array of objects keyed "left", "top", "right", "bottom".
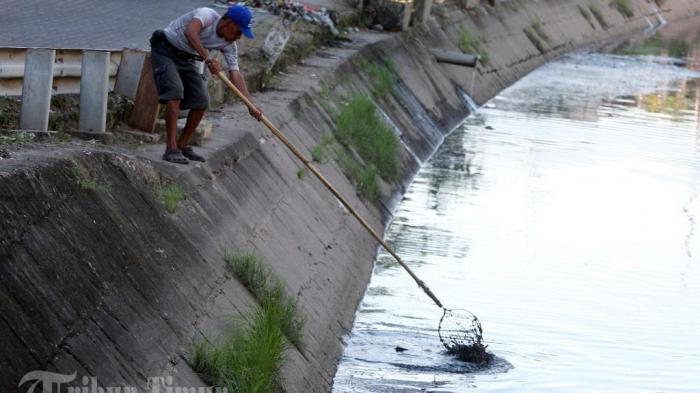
[{"left": 150, "top": 31, "right": 209, "bottom": 109}]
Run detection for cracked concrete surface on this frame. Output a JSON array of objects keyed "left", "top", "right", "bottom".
[{"left": 3, "top": 1, "right": 700, "bottom": 392}]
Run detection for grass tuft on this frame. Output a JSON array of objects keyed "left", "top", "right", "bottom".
[
  {"left": 367, "top": 61, "right": 397, "bottom": 98},
  {"left": 612, "top": 0, "right": 634, "bottom": 18},
  {"left": 311, "top": 133, "right": 336, "bottom": 164},
  {"left": 459, "top": 28, "right": 490, "bottom": 65},
  {"left": 0, "top": 133, "right": 34, "bottom": 145},
  {"left": 312, "top": 144, "right": 330, "bottom": 163},
  {"left": 225, "top": 251, "right": 305, "bottom": 349},
  {"left": 73, "top": 165, "right": 111, "bottom": 193},
  {"left": 668, "top": 39, "right": 691, "bottom": 58},
  {"left": 335, "top": 95, "right": 398, "bottom": 182},
  {"left": 336, "top": 149, "right": 380, "bottom": 201},
  {"left": 157, "top": 182, "right": 184, "bottom": 213},
  {"left": 589, "top": 5, "right": 609, "bottom": 29},
  {"left": 193, "top": 304, "right": 287, "bottom": 393},
  {"left": 615, "top": 33, "right": 690, "bottom": 59},
  {"left": 578, "top": 5, "right": 597, "bottom": 29},
  {"left": 531, "top": 19, "right": 550, "bottom": 42},
  {"left": 524, "top": 26, "right": 547, "bottom": 53}
]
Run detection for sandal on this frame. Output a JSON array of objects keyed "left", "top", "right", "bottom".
[
  {"left": 181, "top": 146, "right": 206, "bottom": 162},
  {"left": 162, "top": 149, "right": 189, "bottom": 165}
]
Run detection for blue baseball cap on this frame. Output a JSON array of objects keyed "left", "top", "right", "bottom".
[{"left": 226, "top": 5, "right": 255, "bottom": 39}]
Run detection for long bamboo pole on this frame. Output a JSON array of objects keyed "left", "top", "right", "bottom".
[{"left": 217, "top": 71, "right": 444, "bottom": 309}]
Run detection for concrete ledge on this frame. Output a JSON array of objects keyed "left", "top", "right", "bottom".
[
  {"left": 3, "top": 1, "right": 700, "bottom": 392},
  {"left": 65, "top": 129, "right": 114, "bottom": 143}
]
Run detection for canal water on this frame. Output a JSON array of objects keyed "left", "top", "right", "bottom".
[{"left": 332, "top": 52, "right": 700, "bottom": 392}]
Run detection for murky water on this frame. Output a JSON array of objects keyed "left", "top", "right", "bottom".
[{"left": 332, "top": 53, "right": 700, "bottom": 393}]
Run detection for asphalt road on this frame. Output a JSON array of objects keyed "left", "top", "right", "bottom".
[{"left": 0, "top": 0, "right": 224, "bottom": 50}]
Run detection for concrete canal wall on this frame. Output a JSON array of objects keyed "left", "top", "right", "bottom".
[{"left": 2, "top": 0, "right": 700, "bottom": 392}]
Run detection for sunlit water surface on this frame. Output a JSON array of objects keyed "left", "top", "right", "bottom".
[{"left": 332, "top": 53, "right": 700, "bottom": 393}]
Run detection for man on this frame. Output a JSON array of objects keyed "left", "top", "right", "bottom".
[{"left": 150, "top": 5, "right": 262, "bottom": 164}]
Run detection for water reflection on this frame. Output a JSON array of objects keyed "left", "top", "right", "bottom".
[{"left": 333, "top": 52, "right": 700, "bottom": 393}]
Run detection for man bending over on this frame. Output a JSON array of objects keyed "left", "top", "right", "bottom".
[{"left": 150, "top": 5, "right": 262, "bottom": 164}]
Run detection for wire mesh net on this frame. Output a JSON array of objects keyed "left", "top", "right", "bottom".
[{"left": 438, "top": 308, "right": 491, "bottom": 364}]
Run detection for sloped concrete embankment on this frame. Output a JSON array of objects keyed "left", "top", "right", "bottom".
[{"left": 3, "top": 1, "right": 700, "bottom": 392}]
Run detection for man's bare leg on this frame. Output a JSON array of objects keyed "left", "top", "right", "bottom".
[
  {"left": 165, "top": 100, "right": 181, "bottom": 150},
  {"left": 177, "top": 108, "right": 206, "bottom": 149}
]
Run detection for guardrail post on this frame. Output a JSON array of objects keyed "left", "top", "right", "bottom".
[
  {"left": 114, "top": 49, "right": 146, "bottom": 99},
  {"left": 79, "top": 50, "right": 110, "bottom": 133},
  {"left": 413, "top": 0, "right": 433, "bottom": 25},
  {"left": 19, "top": 49, "right": 55, "bottom": 131},
  {"left": 401, "top": 1, "right": 414, "bottom": 30}
]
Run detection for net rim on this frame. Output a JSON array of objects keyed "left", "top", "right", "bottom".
[{"left": 438, "top": 307, "right": 484, "bottom": 351}]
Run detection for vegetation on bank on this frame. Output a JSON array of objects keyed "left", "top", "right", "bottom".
[
  {"left": 0, "top": 132, "right": 34, "bottom": 146},
  {"left": 193, "top": 304, "right": 287, "bottom": 393},
  {"left": 589, "top": 5, "right": 609, "bottom": 29},
  {"left": 156, "top": 181, "right": 185, "bottom": 213},
  {"left": 525, "top": 19, "right": 549, "bottom": 53},
  {"left": 615, "top": 33, "right": 691, "bottom": 58},
  {"left": 578, "top": 5, "right": 597, "bottom": 29},
  {"left": 368, "top": 60, "right": 398, "bottom": 98},
  {"left": 612, "top": 0, "right": 635, "bottom": 18},
  {"left": 335, "top": 95, "right": 398, "bottom": 182},
  {"left": 225, "top": 250, "right": 305, "bottom": 348},
  {"left": 311, "top": 61, "right": 400, "bottom": 202},
  {"left": 459, "top": 28, "right": 490, "bottom": 65},
  {"left": 193, "top": 251, "right": 306, "bottom": 393},
  {"left": 311, "top": 94, "right": 399, "bottom": 201},
  {"left": 73, "top": 164, "right": 111, "bottom": 193}
]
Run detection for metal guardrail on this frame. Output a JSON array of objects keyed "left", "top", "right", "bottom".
[{"left": 0, "top": 48, "right": 122, "bottom": 96}]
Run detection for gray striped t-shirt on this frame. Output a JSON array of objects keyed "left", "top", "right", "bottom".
[{"left": 163, "top": 7, "right": 239, "bottom": 71}]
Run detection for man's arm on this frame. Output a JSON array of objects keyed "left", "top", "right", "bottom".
[
  {"left": 185, "top": 19, "right": 222, "bottom": 74},
  {"left": 185, "top": 19, "right": 209, "bottom": 60},
  {"left": 229, "top": 69, "right": 262, "bottom": 120}
]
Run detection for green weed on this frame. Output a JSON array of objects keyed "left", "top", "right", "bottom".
[
  {"left": 296, "top": 169, "right": 305, "bottom": 179},
  {"left": 334, "top": 95, "right": 398, "bottom": 182},
  {"left": 79, "top": 177, "right": 111, "bottom": 193},
  {"left": 668, "top": 39, "right": 691, "bottom": 58},
  {"left": 312, "top": 144, "right": 329, "bottom": 163},
  {"left": 0, "top": 133, "right": 34, "bottom": 145},
  {"left": 225, "top": 251, "right": 305, "bottom": 349},
  {"left": 336, "top": 149, "right": 380, "bottom": 201},
  {"left": 193, "top": 303, "right": 287, "bottom": 393},
  {"left": 524, "top": 26, "right": 547, "bottom": 53},
  {"left": 578, "top": 5, "right": 596, "bottom": 29},
  {"left": 617, "top": 35, "right": 691, "bottom": 58},
  {"left": 317, "top": 84, "right": 337, "bottom": 116},
  {"left": 589, "top": 5, "right": 609, "bottom": 29},
  {"left": 531, "top": 19, "right": 550, "bottom": 42},
  {"left": 72, "top": 166, "right": 111, "bottom": 193},
  {"left": 311, "top": 133, "right": 336, "bottom": 164},
  {"left": 459, "top": 28, "right": 490, "bottom": 65},
  {"left": 157, "top": 182, "right": 184, "bottom": 213},
  {"left": 356, "top": 166, "right": 380, "bottom": 201},
  {"left": 616, "top": 34, "right": 663, "bottom": 55},
  {"left": 612, "top": 0, "right": 634, "bottom": 18},
  {"left": 368, "top": 61, "right": 397, "bottom": 98}
]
